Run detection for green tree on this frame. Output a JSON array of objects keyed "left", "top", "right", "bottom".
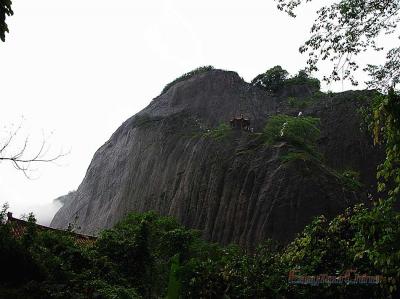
[
  {"left": 281, "top": 203, "right": 399, "bottom": 298},
  {"left": 251, "top": 65, "right": 289, "bottom": 92},
  {"left": 0, "top": 0, "right": 13, "bottom": 42},
  {"left": 274, "top": 0, "right": 400, "bottom": 199},
  {"left": 275, "top": 0, "right": 400, "bottom": 90},
  {"left": 284, "top": 69, "right": 321, "bottom": 90},
  {"left": 269, "top": 4, "right": 400, "bottom": 296},
  {"left": 372, "top": 89, "right": 400, "bottom": 199}
]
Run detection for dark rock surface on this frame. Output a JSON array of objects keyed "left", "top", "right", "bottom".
[
  {"left": 53, "top": 191, "right": 76, "bottom": 206},
  {"left": 51, "top": 69, "right": 382, "bottom": 247}
]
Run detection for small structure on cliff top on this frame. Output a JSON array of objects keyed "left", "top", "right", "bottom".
[
  {"left": 6, "top": 212, "right": 96, "bottom": 245},
  {"left": 230, "top": 114, "right": 251, "bottom": 131}
]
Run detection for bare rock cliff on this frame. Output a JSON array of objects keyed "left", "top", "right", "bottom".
[{"left": 51, "top": 69, "right": 382, "bottom": 247}]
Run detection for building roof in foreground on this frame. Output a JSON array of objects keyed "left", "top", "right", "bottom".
[{"left": 6, "top": 212, "right": 96, "bottom": 245}]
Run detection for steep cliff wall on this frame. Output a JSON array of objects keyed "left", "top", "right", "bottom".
[{"left": 51, "top": 69, "right": 382, "bottom": 246}]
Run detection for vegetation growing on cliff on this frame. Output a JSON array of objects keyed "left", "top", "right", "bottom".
[
  {"left": 263, "top": 114, "right": 321, "bottom": 161},
  {"left": 284, "top": 69, "right": 321, "bottom": 90},
  {"left": 252, "top": 66, "right": 321, "bottom": 93},
  {"left": 263, "top": 114, "right": 365, "bottom": 192},
  {"left": 162, "top": 66, "right": 215, "bottom": 94},
  {"left": 251, "top": 65, "right": 289, "bottom": 92},
  {"left": 203, "top": 123, "right": 232, "bottom": 140},
  {"left": 287, "top": 96, "right": 312, "bottom": 109}
]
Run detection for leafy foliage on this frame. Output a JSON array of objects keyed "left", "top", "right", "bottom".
[
  {"left": 287, "top": 96, "right": 317, "bottom": 109},
  {"left": 251, "top": 65, "right": 289, "bottom": 92},
  {"left": 282, "top": 200, "right": 400, "bottom": 298},
  {"left": 271, "top": 0, "right": 400, "bottom": 204},
  {"left": 371, "top": 89, "right": 400, "bottom": 199},
  {"left": 340, "top": 169, "right": 363, "bottom": 191},
  {"left": 275, "top": 0, "right": 400, "bottom": 90},
  {"left": 166, "top": 254, "right": 181, "bottom": 299},
  {"left": 162, "top": 66, "right": 215, "bottom": 94},
  {"left": 284, "top": 69, "right": 321, "bottom": 90},
  {"left": 3, "top": 200, "right": 400, "bottom": 297},
  {"left": 0, "top": 0, "right": 13, "bottom": 42},
  {"left": 263, "top": 114, "right": 321, "bottom": 157},
  {"left": 252, "top": 67, "right": 321, "bottom": 93},
  {"left": 180, "top": 241, "right": 285, "bottom": 298},
  {"left": 94, "top": 211, "right": 207, "bottom": 298},
  {"left": 0, "top": 208, "right": 217, "bottom": 298},
  {"left": 0, "top": 205, "right": 44, "bottom": 288}
]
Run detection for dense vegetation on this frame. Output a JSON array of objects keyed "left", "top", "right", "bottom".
[
  {"left": 262, "top": 114, "right": 322, "bottom": 164},
  {"left": 2, "top": 199, "right": 400, "bottom": 298},
  {"left": 262, "top": 114, "right": 363, "bottom": 190},
  {"left": 251, "top": 66, "right": 321, "bottom": 93},
  {"left": 0, "top": 206, "right": 284, "bottom": 299},
  {"left": 270, "top": 7, "right": 400, "bottom": 295},
  {"left": 251, "top": 66, "right": 289, "bottom": 92},
  {"left": 284, "top": 70, "right": 321, "bottom": 91}
]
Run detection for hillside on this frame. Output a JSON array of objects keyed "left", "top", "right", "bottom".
[{"left": 51, "top": 69, "right": 382, "bottom": 247}]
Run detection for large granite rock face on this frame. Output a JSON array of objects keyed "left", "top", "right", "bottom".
[{"left": 51, "top": 69, "right": 382, "bottom": 246}]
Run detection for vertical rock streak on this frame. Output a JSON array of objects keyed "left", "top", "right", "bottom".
[{"left": 51, "top": 70, "right": 382, "bottom": 247}]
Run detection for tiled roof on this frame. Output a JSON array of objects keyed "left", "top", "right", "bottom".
[
  {"left": 230, "top": 115, "right": 250, "bottom": 121},
  {"left": 6, "top": 212, "right": 96, "bottom": 245}
]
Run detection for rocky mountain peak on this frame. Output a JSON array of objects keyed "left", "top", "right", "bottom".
[{"left": 51, "top": 69, "right": 382, "bottom": 247}]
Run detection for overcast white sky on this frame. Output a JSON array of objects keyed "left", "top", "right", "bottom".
[{"left": 0, "top": 0, "right": 388, "bottom": 225}]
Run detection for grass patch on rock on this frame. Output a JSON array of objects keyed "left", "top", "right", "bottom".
[{"left": 162, "top": 66, "right": 214, "bottom": 94}]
